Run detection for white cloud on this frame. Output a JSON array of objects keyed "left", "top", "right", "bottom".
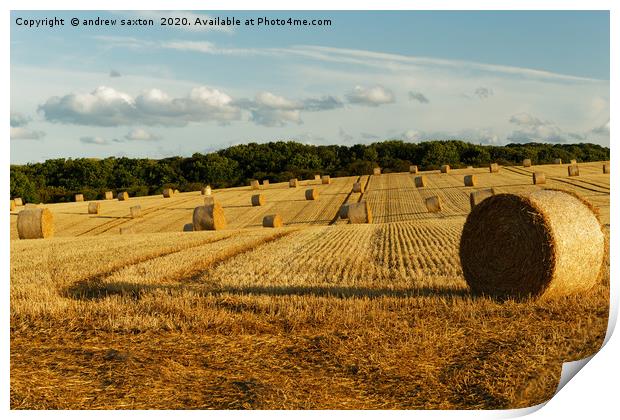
[
  {"left": 10, "top": 111, "right": 30, "bottom": 127},
  {"left": 124, "top": 128, "right": 161, "bottom": 141},
  {"left": 506, "top": 113, "right": 584, "bottom": 143},
  {"left": 346, "top": 85, "right": 395, "bottom": 107},
  {"left": 255, "top": 91, "right": 300, "bottom": 110},
  {"left": 80, "top": 136, "right": 111, "bottom": 145},
  {"left": 11, "top": 127, "right": 45, "bottom": 140}
]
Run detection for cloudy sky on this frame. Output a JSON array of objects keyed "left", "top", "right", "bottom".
[{"left": 10, "top": 10, "right": 609, "bottom": 163}]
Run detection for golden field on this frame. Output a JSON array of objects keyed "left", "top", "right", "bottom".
[{"left": 10, "top": 162, "right": 610, "bottom": 409}]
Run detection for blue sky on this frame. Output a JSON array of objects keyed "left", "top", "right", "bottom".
[{"left": 10, "top": 10, "right": 610, "bottom": 163}]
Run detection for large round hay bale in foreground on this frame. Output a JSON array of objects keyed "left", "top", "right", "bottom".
[
  {"left": 193, "top": 203, "right": 227, "bottom": 231},
  {"left": 425, "top": 196, "right": 442, "bottom": 213},
  {"left": 409, "top": 165, "right": 418, "bottom": 174},
  {"left": 289, "top": 178, "right": 299, "bottom": 188},
  {"left": 352, "top": 182, "right": 364, "bottom": 193},
  {"left": 14, "top": 197, "right": 23, "bottom": 206},
  {"left": 75, "top": 194, "right": 84, "bottom": 202},
  {"left": 17, "top": 208, "right": 54, "bottom": 239},
  {"left": 460, "top": 190, "right": 604, "bottom": 300},
  {"left": 130, "top": 205, "right": 142, "bottom": 218},
  {"left": 305, "top": 188, "right": 319, "bottom": 200},
  {"left": 414, "top": 175, "right": 427, "bottom": 188},
  {"left": 263, "top": 214, "right": 283, "bottom": 228},
  {"left": 568, "top": 165, "right": 580, "bottom": 177},
  {"left": 118, "top": 192, "right": 129, "bottom": 201},
  {"left": 251, "top": 194, "right": 265, "bottom": 206},
  {"left": 553, "top": 158, "right": 562, "bottom": 164},
  {"left": 202, "top": 186, "right": 212, "bottom": 196},
  {"left": 469, "top": 188, "right": 495, "bottom": 210},
  {"left": 250, "top": 180, "right": 260, "bottom": 190},
  {"left": 347, "top": 201, "right": 372, "bottom": 224},
  {"left": 163, "top": 188, "right": 174, "bottom": 198},
  {"left": 603, "top": 163, "right": 610, "bottom": 174},
  {"left": 464, "top": 175, "right": 477, "bottom": 187},
  {"left": 104, "top": 191, "right": 114, "bottom": 200},
  {"left": 440, "top": 165, "right": 450, "bottom": 174},
  {"left": 489, "top": 163, "right": 500, "bottom": 173},
  {"left": 321, "top": 175, "right": 331, "bottom": 185},
  {"left": 523, "top": 159, "right": 532, "bottom": 167},
  {"left": 373, "top": 167, "right": 381, "bottom": 175},
  {"left": 88, "top": 202, "right": 100, "bottom": 215},
  {"left": 533, "top": 172, "right": 546, "bottom": 185}
]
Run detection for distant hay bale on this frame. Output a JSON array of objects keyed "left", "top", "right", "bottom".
[
  {"left": 347, "top": 201, "right": 372, "bottom": 224},
  {"left": 570, "top": 159, "right": 577, "bottom": 164},
  {"left": 163, "top": 188, "right": 174, "bottom": 198},
  {"left": 603, "top": 163, "right": 610, "bottom": 174},
  {"left": 568, "top": 165, "right": 580, "bottom": 177},
  {"left": 119, "top": 227, "right": 133, "bottom": 235},
  {"left": 75, "top": 194, "right": 84, "bottom": 202},
  {"left": 553, "top": 158, "right": 562, "bottom": 164},
  {"left": 251, "top": 194, "right": 265, "bottom": 206},
  {"left": 88, "top": 202, "right": 100, "bottom": 215},
  {"left": 104, "top": 191, "right": 114, "bottom": 200},
  {"left": 250, "top": 180, "right": 260, "bottom": 190},
  {"left": 523, "top": 159, "right": 532, "bottom": 167},
  {"left": 321, "top": 175, "right": 331, "bottom": 185},
  {"left": 339, "top": 203, "right": 350, "bottom": 219},
  {"left": 10, "top": 200, "right": 16, "bottom": 212},
  {"left": 533, "top": 172, "right": 546, "bottom": 185},
  {"left": 352, "top": 182, "right": 364, "bottom": 193},
  {"left": 14, "top": 197, "right": 23, "bottom": 206},
  {"left": 414, "top": 175, "right": 427, "bottom": 188},
  {"left": 305, "top": 188, "right": 319, "bottom": 200},
  {"left": 409, "top": 165, "right": 418, "bottom": 174},
  {"left": 489, "top": 163, "right": 500, "bottom": 173},
  {"left": 373, "top": 167, "right": 381, "bottom": 175},
  {"left": 467, "top": 166, "right": 474, "bottom": 169},
  {"left": 460, "top": 190, "right": 604, "bottom": 300},
  {"left": 469, "top": 188, "right": 495, "bottom": 210},
  {"left": 464, "top": 175, "right": 477, "bottom": 187},
  {"left": 289, "top": 178, "right": 299, "bottom": 188},
  {"left": 174, "top": 189, "right": 180, "bottom": 195},
  {"left": 202, "top": 186, "right": 212, "bottom": 196},
  {"left": 425, "top": 196, "right": 442, "bottom": 213},
  {"left": 117, "top": 192, "right": 129, "bottom": 201},
  {"left": 17, "top": 208, "right": 54, "bottom": 239},
  {"left": 204, "top": 196, "right": 216, "bottom": 206},
  {"left": 263, "top": 214, "right": 283, "bottom": 228},
  {"left": 193, "top": 203, "right": 227, "bottom": 231},
  {"left": 183, "top": 223, "right": 193, "bottom": 232},
  {"left": 440, "top": 165, "right": 450, "bottom": 174},
  {"left": 314, "top": 174, "right": 321, "bottom": 181},
  {"left": 130, "top": 205, "right": 142, "bottom": 218},
  {"left": 262, "top": 179, "right": 270, "bottom": 187}
]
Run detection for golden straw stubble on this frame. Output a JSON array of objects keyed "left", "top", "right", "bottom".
[
  {"left": 17, "top": 208, "right": 54, "bottom": 239},
  {"left": 459, "top": 191, "right": 604, "bottom": 300}
]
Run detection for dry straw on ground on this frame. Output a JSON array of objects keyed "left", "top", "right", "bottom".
[
  {"left": 553, "top": 158, "right": 562, "bottom": 164},
  {"left": 250, "top": 180, "right": 260, "bottom": 190},
  {"left": 373, "top": 167, "right": 381, "bottom": 175},
  {"left": 17, "top": 208, "right": 54, "bottom": 239},
  {"left": 425, "top": 196, "right": 442, "bottom": 213},
  {"left": 14, "top": 197, "right": 23, "bottom": 206},
  {"left": 469, "top": 188, "right": 495, "bottom": 210},
  {"left": 603, "top": 163, "right": 610, "bottom": 174},
  {"left": 523, "top": 159, "right": 532, "bottom": 167},
  {"left": 533, "top": 172, "right": 546, "bottom": 185},
  {"left": 251, "top": 194, "right": 265, "bottom": 206},
  {"left": 118, "top": 192, "right": 129, "bottom": 201},
  {"left": 568, "top": 165, "right": 580, "bottom": 177},
  {"left": 263, "top": 214, "right": 283, "bottom": 228},
  {"left": 321, "top": 175, "right": 331, "bottom": 185},
  {"left": 464, "top": 175, "right": 477, "bottom": 187},
  {"left": 305, "top": 189, "right": 319, "bottom": 200},
  {"left": 193, "top": 203, "right": 227, "bottom": 231},
  {"left": 163, "top": 188, "right": 174, "bottom": 198},
  {"left": 460, "top": 190, "right": 604, "bottom": 300},
  {"left": 289, "top": 179, "right": 299, "bottom": 188},
  {"left": 352, "top": 182, "right": 364, "bottom": 193},
  {"left": 489, "top": 163, "right": 500, "bottom": 173},
  {"left": 347, "top": 201, "right": 372, "bottom": 224},
  {"left": 414, "top": 175, "right": 427, "bottom": 188},
  {"left": 440, "top": 165, "right": 450, "bottom": 174},
  {"left": 409, "top": 165, "right": 418, "bottom": 174},
  {"left": 104, "top": 191, "right": 114, "bottom": 200},
  {"left": 202, "top": 186, "right": 212, "bottom": 196},
  {"left": 88, "top": 202, "right": 100, "bottom": 215},
  {"left": 75, "top": 194, "right": 84, "bottom": 202},
  {"left": 130, "top": 206, "right": 142, "bottom": 219},
  {"left": 119, "top": 227, "right": 133, "bottom": 235}
]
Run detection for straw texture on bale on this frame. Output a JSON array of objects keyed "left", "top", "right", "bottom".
[
  {"left": 262, "top": 179, "right": 270, "bottom": 187},
  {"left": 75, "top": 194, "right": 84, "bottom": 202},
  {"left": 425, "top": 196, "right": 442, "bottom": 213},
  {"left": 163, "top": 188, "right": 174, "bottom": 198},
  {"left": 305, "top": 189, "right": 319, "bottom": 200},
  {"left": 17, "top": 208, "right": 54, "bottom": 239},
  {"left": 568, "top": 165, "right": 580, "bottom": 177},
  {"left": 118, "top": 192, "right": 129, "bottom": 201},
  {"left": 533, "top": 172, "right": 546, "bottom": 185},
  {"left": 204, "top": 196, "right": 216, "bottom": 206},
  {"left": 553, "top": 158, "right": 562, "bottom": 164},
  {"left": 130, "top": 206, "right": 142, "bottom": 218},
  {"left": 193, "top": 203, "right": 227, "bottom": 231},
  {"left": 469, "top": 188, "right": 495, "bottom": 210},
  {"left": 314, "top": 174, "right": 321, "bottom": 181},
  {"left": 440, "top": 165, "right": 451, "bottom": 174},
  {"left": 464, "top": 175, "right": 477, "bottom": 187},
  {"left": 202, "top": 186, "right": 212, "bottom": 196},
  {"left": 339, "top": 203, "right": 350, "bottom": 219},
  {"left": 263, "top": 214, "right": 283, "bottom": 228},
  {"left": 570, "top": 159, "right": 577, "bottom": 164},
  {"left": 10, "top": 200, "right": 16, "bottom": 212},
  {"left": 347, "top": 201, "right": 372, "bottom": 224},
  {"left": 88, "top": 202, "right": 100, "bottom": 215},
  {"left": 460, "top": 190, "right": 604, "bottom": 300},
  {"left": 409, "top": 165, "right": 418, "bottom": 174},
  {"left": 603, "top": 163, "right": 610, "bottom": 174},
  {"left": 489, "top": 163, "right": 500, "bottom": 173},
  {"left": 352, "top": 182, "right": 364, "bottom": 193},
  {"left": 373, "top": 167, "right": 381, "bottom": 175},
  {"left": 104, "top": 191, "right": 114, "bottom": 200},
  {"left": 119, "top": 227, "right": 133, "bottom": 235},
  {"left": 321, "top": 175, "right": 331, "bottom": 185},
  {"left": 523, "top": 159, "right": 532, "bottom": 167},
  {"left": 289, "top": 178, "right": 299, "bottom": 188},
  {"left": 250, "top": 180, "right": 260, "bottom": 190},
  {"left": 14, "top": 197, "right": 23, "bottom": 206},
  {"left": 414, "top": 175, "right": 427, "bottom": 188},
  {"left": 251, "top": 194, "right": 265, "bottom": 206},
  {"left": 183, "top": 223, "right": 193, "bottom": 232}
]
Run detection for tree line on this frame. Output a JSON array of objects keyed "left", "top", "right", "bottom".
[{"left": 10, "top": 140, "right": 610, "bottom": 204}]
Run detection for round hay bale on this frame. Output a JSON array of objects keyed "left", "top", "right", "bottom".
[
  {"left": 568, "top": 165, "right": 580, "bottom": 177},
  {"left": 202, "top": 186, "right": 212, "bottom": 196},
  {"left": 464, "top": 175, "right": 477, "bottom": 187},
  {"left": 88, "top": 202, "right": 100, "bottom": 215},
  {"left": 339, "top": 203, "right": 350, "bottom": 219},
  {"left": 174, "top": 189, "right": 180, "bottom": 195},
  {"left": 263, "top": 214, "right": 283, "bottom": 228},
  {"left": 119, "top": 227, "right": 133, "bottom": 235},
  {"left": 250, "top": 180, "right": 260, "bottom": 190},
  {"left": 603, "top": 163, "right": 610, "bottom": 174},
  {"left": 314, "top": 174, "right": 321, "bottom": 181},
  {"left": 251, "top": 194, "right": 265, "bottom": 206},
  {"left": 75, "top": 194, "right": 84, "bottom": 202},
  {"left": 469, "top": 188, "right": 495, "bottom": 210},
  {"left": 352, "top": 182, "right": 364, "bottom": 193},
  {"left": 570, "top": 159, "right": 577, "bottom": 164},
  {"left": 163, "top": 188, "right": 174, "bottom": 198},
  {"left": 467, "top": 166, "right": 474, "bottom": 169},
  {"left": 373, "top": 167, "right": 381, "bottom": 175},
  {"left": 347, "top": 201, "right": 372, "bottom": 224},
  {"left": 262, "top": 179, "right": 270, "bottom": 187},
  {"left": 204, "top": 196, "right": 216, "bottom": 206},
  {"left": 459, "top": 190, "right": 604, "bottom": 300},
  {"left": 409, "top": 165, "right": 418, "bottom": 174},
  {"left": 522, "top": 159, "right": 532, "bottom": 167},
  {"left": 553, "top": 158, "right": 562, "bottom": 164},
  {"left": 489, "top": 163, "right": 500, "bottom": 173},
  {"left": 10, "top": 200, "right": 16, "bottom": 212},
  {"left": 17, "top": 208, "right": 54, "bottom": 239},
  {"left": 193, "top": 203, "right": 227, "bottom": 231},
  {"left": 104, "top": 191, "right": 114, "bottom": 200},
  {"left": 305, "top": 188, "right": 319, "bottom": 200},
  {"left": 425, "top": 196, "right": 442, "bottom": 213},
  {"left": 14, "top": 197, "right": 23, "bottom": 206},
  {"left": 440, "top": 165, "right": 451, "bottom": 174},
  {"left": 533, "top": 172, "right": 546, "bottom": 185},
  {"left": 130, "top": 205, "right": 142, "bottom": 218},
  {"left": 289, "top": 178, "right": 299, "bottom": 188},
  {"left": 321, "top": 175, "right": 331, "bottom": 185},
  {"left": 118, "top": 192, "right": 129, "bottom": 201},
  {"left": 183, "top": 223, "right": 194, "bottom": 232},
  {"left": 414, "top": 175, "right": 427, "bottom": 188}
]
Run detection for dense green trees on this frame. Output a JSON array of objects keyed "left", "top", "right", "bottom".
[{"left": 10, "top": 140, "right": 609, "bottom": 204}]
